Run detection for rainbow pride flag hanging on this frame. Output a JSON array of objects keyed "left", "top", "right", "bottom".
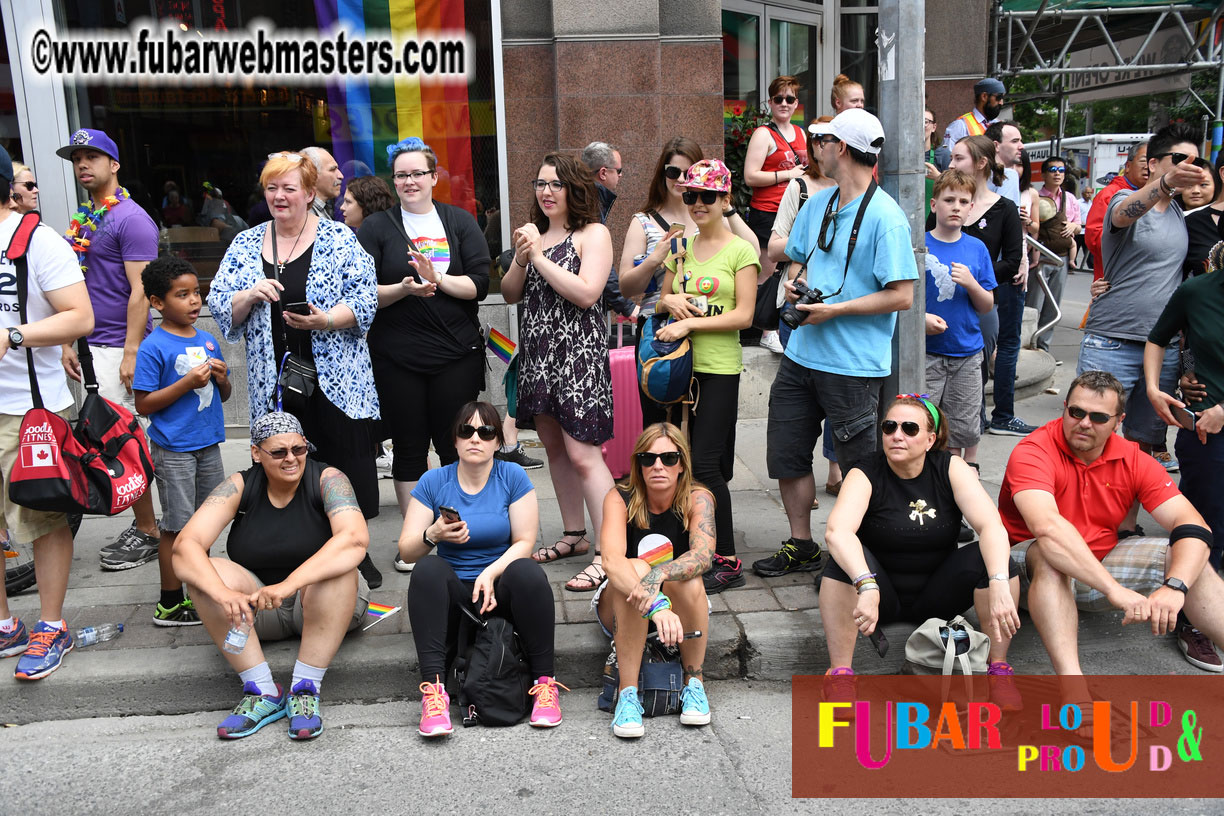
[
  {"left": 486, "top": 327, "right": 515, "bottom": 364},
  {"left": 312, "top": 0, "right": 476, "bottom": 215}
]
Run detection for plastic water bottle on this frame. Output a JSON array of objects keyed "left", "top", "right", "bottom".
[
  {"left": 75, "top": 623, "right": 124, "bottom": 646},
  {"left": 222, "top": 619, "right": 252, "bottom": 654}
]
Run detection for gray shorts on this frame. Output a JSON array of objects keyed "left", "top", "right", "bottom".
[
  {"left": 925, "top": 351, "right": 984, "bottom": 449},
  {"left": 150, "top": 441, "right": 226, "bottom": 532},
  {"left": 252, "top": 569, "right": 371, "bottom": 641},
  {"left": 1011, "top": 536, "right": 1167, "bottom": 613}
]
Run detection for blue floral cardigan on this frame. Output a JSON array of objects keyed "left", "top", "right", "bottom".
[{"left": 207, "top": 219, "right": 381, "bottom": 430}]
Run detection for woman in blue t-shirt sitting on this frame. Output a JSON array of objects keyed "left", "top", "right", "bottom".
[{"left": 398, "top": 401, "right": 561, "bottom": 738}]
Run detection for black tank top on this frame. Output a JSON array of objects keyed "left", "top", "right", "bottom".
[
  {"left": 226, "top": 457, "right": 332, "bottom": 585},
  {"left": 619, "top": 487, "right": 690, "bottom": 562},
  {"left": 266, "top": 243, "right": 316, "bottom": 362}
]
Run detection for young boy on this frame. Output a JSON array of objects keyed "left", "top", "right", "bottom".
[
  {"left": 924, "top": 169, "right": 997, "bottom": 464},
  {"left": 133, "top": 257, "right": 230, "bottom": 625}
]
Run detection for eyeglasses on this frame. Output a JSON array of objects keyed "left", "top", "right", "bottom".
[
  {"left": 457, "top": 424, "right": 498, "bottom": 441},
  {"left": 663, "top": 165, "right": 685, "bottom": 180},
  {"left": 1045, "top": 166, "right": 1066, "bottom": 173},
  {"left": 532, "top": 179, "right": 565, "bottom": 192},
  {"left": 1151, "top": 152, "right": 1190, "bottom": 166},
  {"left": 923, "top": 118, "right": 936, "bottom": 126},
  {"left": 881, "top": 420, "right": 922, "bottom": 437},
  {"left": 259, "top": 444, "right": 308, "bottom": 459},
  {"left": 16, "top": 181, "right": 36, "bottom": 191},
  {"left": 818, "top": 135, "right": 841, "bottom": 146},
  {"left": 772, "top": 95, "right": 797, "bottom": 105},
  {"left": 393, "top": 170, "right": 433, "bottom": 182},
  {"left": 1066, "top": 405, "right": 1121, "bottom": 425},
  {"left": 267, "top": 152, "right": 304, "bottom": 163},
  {"left": 681, "top": 190, "right": 720, "bottom": 205},
  {"left": 636, "top": 451, "right": 681, "bottom": 467}
]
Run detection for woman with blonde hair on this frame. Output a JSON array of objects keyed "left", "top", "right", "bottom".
[{"left": 9, "top": 163, "right": 37, "bottom": 213}]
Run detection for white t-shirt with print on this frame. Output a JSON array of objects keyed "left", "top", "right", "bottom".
[
  {"left": 400, "top": 206, "right": 451, "bottom": 276},
  {"left": 0, "top": 215, "right": 85, "bottom": 414}
]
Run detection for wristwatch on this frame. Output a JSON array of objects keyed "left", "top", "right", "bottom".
[
  {"left": 987, "top": 573, "right": 1010, "bottom": 582},
  {"left": 7, "top": 327, "right": 23, "bottom": 349},
  {"left": 1162, "top": 577, "right": 1189, "bottom": 594},
  {"left": 423, "top": 531, "right": 437, "bottom": 550}
]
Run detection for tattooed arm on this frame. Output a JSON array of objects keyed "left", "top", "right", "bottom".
[
  {"left": 1111, "top": 160, "right": 1209, "bottom": 230},
  {"left": 171, "top": 474, "right": 253, "bottom": 623},
  {"left": 637, "top": 488, "right": 717, "bottom": 595}
]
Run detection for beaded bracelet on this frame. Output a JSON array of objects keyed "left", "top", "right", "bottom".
[{"left": 642, "top": 594, "right": 672, "bottom": 620}]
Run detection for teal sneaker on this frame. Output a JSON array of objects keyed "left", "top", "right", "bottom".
[
  {"left": 217, "top": 682, "right": 287, "bottom": 739},
  {"left": 612, "top": 686, "right": 645, "bottom": 739},
  {"left": 679, "top": 677, "right": 711, "bottom": 726},
  {"left": 287, "top": 679, "right": 323, "bottom": 740},
  {"left": 0, "top": 619, "right": 29, "bottom": 658}
]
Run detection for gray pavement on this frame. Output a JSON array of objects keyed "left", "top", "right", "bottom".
[{"left": 0, "top": 270, "right": 1207, "bottom": 726}]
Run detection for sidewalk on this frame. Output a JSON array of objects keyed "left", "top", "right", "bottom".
[{"left": 0, "top": 274, "right": 1200, "bottom": 723}]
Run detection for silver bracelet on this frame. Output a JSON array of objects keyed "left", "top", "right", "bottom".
[
  {"left": 856, "top": 584, "right": 880, "bottom": 594},
  {"left": 325, "top": 311, "right": 334, "bottom": 330}
]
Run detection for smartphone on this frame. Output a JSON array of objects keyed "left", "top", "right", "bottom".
[
  {"left": 283, "top": 301, "right": 311, "bottom": 316},
  {"left": 1176, "top": 406, "right": 1197, "bottom": 431},
  {"left": 868, "top": 628, "right": 889, "bottom": 658},
  {"left": 439, "top": 505, "right": 462, "bottom": 524},
  {"left": 687, "top": 294, "right": 709, "bottom": 315}
]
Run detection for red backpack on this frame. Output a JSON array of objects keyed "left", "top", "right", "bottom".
[{"left": 6, "top": 212, "right": 154, "bottom": 516}]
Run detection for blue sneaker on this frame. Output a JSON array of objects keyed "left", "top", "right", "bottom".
[
  {"left": 287, "top": 679, "right": 323, "bottom": 741},
  {"left": 14, "top": 622, "right": 72, "bottom": 680},
  {"left": 0, "top": 619, "right": 29, "bottom": 658},
  {"left": 680, "top": 677, "right": 711, "bottom": 726},
  {"left": 217, "top": 682, "right": 287, "bottom": 739},
  {"left": 612, "top": 686, "right": 645, "bottom": 739}
]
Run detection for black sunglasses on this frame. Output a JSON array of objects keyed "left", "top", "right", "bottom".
[
  {"left": 259, "top": 444, "right": 308, "bottom": 460},
  {"left": 16, "top": 181, "right": 36, "bottom": 191},
  {"left": 1066, "top": 405, "right": 1120, "bottom": 425},
  {"left": 817, "top": 207, "right": 838, "bottom": 251},
  {"left": 636, "top": 451, "right": 681, "bottom": 467},
  {"left": 1151, "top": 152, "right": 1190, "bottom": 166},
  {"left": 772, "top": 95, "right": 797, "bottom": 105},
  {"left": 682, "top": 190, "right": 720, "bottom": 206},
  {"left": 663, "top": 165, "right": 684, "bottom": 180},
  {"left": 881, "top": 420, "right": 922, "bottom": 437},
  {"left": 457, "top": 423, "right": 498, "bottom": 441}
]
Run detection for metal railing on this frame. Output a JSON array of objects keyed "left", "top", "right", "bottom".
[{"left": 1024, "top": 234, "right": 1065, "bottom": 350}]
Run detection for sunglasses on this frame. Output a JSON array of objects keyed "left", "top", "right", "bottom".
[
  {"left": 1151, "top": 152, "right": 1190, "bottom": 165},
  {"left": 636, "top": 451, "right": 681, "bottom": 467},
  {"left": 607, "top": 167, "right": 625, "bottom": 176},
  {"left": 663, "top": 165, "right": 685, "bottom": 180},
  {"left": 457, "top": 423, "right": 498, "bottom": 441},
  {"left": 772, "top": 95, "right": 797, "bottom": 105},
  {"left": 817, "top": 207, "right": 838, "bottom": 251},
  {"left": 16, "top": 181, "right": 36, "bottom": 191},
  {"left": 532, "top": 179, "right": 565, "bottom": 192},
  {"left": 393, "top": 170, "right": 433, "bottom": 181},
  {"left": 818, "top": 135, "right": 841, "bottom": 146},
  {"left": 1066, "top": 405, "right": 1120, "bottom": 425},
  {"left": 267, "top": 152, "right": 304, "bottom": 163},
  {"left": 682, "top": 190, "right": 720, "bottom": 205},
  {"left": 259, "top": 444, "right": 308, "bottom": 459},
  {"left": 881, "top": 420, "right": 923, "bottom": 437},
  {"left": 1046, "top": 166, "right": 1066, "bottom": 173}
]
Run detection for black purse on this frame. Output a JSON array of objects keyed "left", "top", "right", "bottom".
[
  {"left": 268, "top": 223, "right": 319, "bottom": 415},
  {"left": 752, "top": 178, "right": 808, "bottom": 331}
]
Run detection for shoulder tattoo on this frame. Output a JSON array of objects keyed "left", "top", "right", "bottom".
[
  {"left": 202, "top": 476, "right": 239, "bottom": 507},
  {"left": 321, "top": 468, "right": 362, "bottom": 517}
]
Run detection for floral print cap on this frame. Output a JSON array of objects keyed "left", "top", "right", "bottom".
[{"left": 683, "top": 159, "right": 732, "bottom": 193}]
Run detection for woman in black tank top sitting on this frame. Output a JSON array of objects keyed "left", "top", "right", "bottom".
[
  {"left": 173, "top": 412, "right": 371, "bottom": 742},
  {"left": 598, "top": 423, "right": 716, "bottom": 739},
  {"left": 819, "top": 396, "right": 1022, "bottom": 706}
]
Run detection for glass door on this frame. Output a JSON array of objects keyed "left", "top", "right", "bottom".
[
  {"left": 766, "top": 11, "right": 821, "bottom": 127},
  {"left": 722, "top": 2, "right": 822, "bottom": 126}
]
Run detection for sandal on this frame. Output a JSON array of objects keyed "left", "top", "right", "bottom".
[
  {"left": 533, "top": 529, "right": 590, "bottom": 563},
  {"left": 565, "top": 561, "right": 607, "bottom": 592},
  {"left": 825, "top": 480, "right": 842, "bottom": 497}
]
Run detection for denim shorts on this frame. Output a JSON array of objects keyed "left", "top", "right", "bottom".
[
  {"left": 150, "top": 441, "right": 227, "bottom": 532},
  {"left": 1075, "top": 334, "right": 1178, "bottom": 446}
]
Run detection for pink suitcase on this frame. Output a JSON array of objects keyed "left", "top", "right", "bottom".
[{"left": 602, "top": 344, "right": 644, "bottom": 479}]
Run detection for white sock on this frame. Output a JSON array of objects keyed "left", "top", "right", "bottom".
[
  {"left": 500, "top": 443, "right": 519, "bottom": 454},
  {"left": 38, "top": 619, "right": 65, "bottom": 631},
  {"left": 238, "top": 662, "right": 277, "bottom": 696},
  {"left": 0, "top": 617, "right": 15, "bottom": 633},
  {"left": 291, "top": 660, "right": 326, "bottom": 693}
]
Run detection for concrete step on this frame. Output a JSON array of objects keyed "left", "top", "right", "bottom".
[{"left": 985, "top": 347, "right": 1058, "bottom": 402}]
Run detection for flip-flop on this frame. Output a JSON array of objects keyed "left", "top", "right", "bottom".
[
  {"left": 565, "top": 562, "right": 606, "bottom": 592},
  {"left": 533, "top": 530, "right": 589, "bottom": 563}
]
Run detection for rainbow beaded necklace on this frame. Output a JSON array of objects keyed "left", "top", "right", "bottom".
[{"left": 64, "top": 186, "right": 130, "bottom": 274}]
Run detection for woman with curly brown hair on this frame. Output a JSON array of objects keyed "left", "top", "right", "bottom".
[{"left": 339, "top": 176, "right": 395, "bottom": 231}]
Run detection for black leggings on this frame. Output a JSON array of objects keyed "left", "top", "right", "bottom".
[
  {"left": 372, "top": 349, "right": 485, "bottom": 482},
  {"left": 407, "top": 555, "right": 555, "bottom": 682},
  {"left": 294, "top": 388, "right": 378, "bottom": 519},
  {"left": 667, "top": 371, "right": 739, "bottom": 557},
  {"left": 821, "top": 541, "right": 1018, "bottom": 624}
]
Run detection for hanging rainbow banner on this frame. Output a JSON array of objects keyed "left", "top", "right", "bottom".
[{"left": 312, "top": 0, "right": 476, "bottom": 214}]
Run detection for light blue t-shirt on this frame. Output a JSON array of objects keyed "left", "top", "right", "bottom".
[
  {"left": 989, "top": 168, "right": 1023, "bottom": 208},
  {"left": 924, "top": 232, "right": 997, "bottom": 357},
  {"left": 783, "top": 185, "right": 918, "bottom": 377},
  {"left": 132, "top": 326, "right": 226, "bottom": 452},
  {"left": 412, "top": 459, "right": 535, "bottom": 581}
]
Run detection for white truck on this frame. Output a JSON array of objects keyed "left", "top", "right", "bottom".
[{"left": 1024, "top": 133, "right": 1150, "bottom": 195}]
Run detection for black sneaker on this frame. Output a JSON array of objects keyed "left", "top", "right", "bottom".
[
  {"left": 359, "top": 553, "right": 383, "bottom": 589},
  {"left": 100, "top": 527, "right": 159, "bottom": 570},
  {"left": 702, "top": 554, "right": 746, "bottom": 594},
  {"left": 495, "top": 446, "right": 544, "bottom": 470},
  {"left": 987, "top": 417, "right": 1037, "bottom": 437},
  {"left": 752, "top": 539, "right": 824, "bottom": 578}
]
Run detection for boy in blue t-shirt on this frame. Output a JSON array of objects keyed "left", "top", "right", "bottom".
[
  {"left": 924, "top": 170, "right": 997, "bottom": 463},
  {"left": 133, "top": 257, "right": 231, "bottom": 626}
]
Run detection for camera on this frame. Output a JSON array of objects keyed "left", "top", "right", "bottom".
[{"left": 780, "top": 278, "right": 825, "bottom": 330}]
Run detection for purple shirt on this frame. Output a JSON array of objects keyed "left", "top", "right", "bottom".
[{"left": 76, "top": 196, "right": 159, "bottom": 347}]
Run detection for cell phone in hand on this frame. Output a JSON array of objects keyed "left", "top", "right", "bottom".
[
  {"left": 1176, "top": 406, "right": 1197, "bottom": 431},
  {"left": 284, "top": 301, "right": 312, "bottom": 316},
  {"left": 868, "top": 628, "right": 889, "bottom": 658},
  {"left": 440, "top": 505, "right": 462, "bottom": 524}
]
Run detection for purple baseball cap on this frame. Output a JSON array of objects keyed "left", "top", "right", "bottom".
[{"left": 56, "top": 128, "right": 120, "bottom": 162}]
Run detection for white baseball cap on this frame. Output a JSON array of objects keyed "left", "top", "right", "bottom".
[{"left": 808, "top": 108, "right": 886, "bottom": 156}]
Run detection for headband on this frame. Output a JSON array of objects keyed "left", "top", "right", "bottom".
[
  {"left": 386, "top": 137, "right": 428, "bottom": 165},
  {"left": 251, "top": 411, "right": 316, "bottom": 451},
  {"left": 897, "top": 393, "right": 941, "bottom": 433}
]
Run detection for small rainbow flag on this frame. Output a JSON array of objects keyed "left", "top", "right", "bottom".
[
  {"left": 639, "top": 537, "right": 674, "bottom": 568},
  {"left": 362, "top": 602, "right": 403, "bottom": 631},
  {"left": 486, "top": 328, "right": 516, "bottom": 364}
]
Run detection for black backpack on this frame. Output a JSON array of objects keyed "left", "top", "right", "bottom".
[{"left": 453, "top": 602, "right": 531, "bottom": 727}]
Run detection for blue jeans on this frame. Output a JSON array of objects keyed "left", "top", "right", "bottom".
[
  {"left": 1174, "top": 428, "right": 1224, "bottom": 569},
  {"left": 1075, "top": 334, "right": 1178, "bottom": 446},
  {"left": 991, "top": 283, "right": 1025, "bottom": 424}
]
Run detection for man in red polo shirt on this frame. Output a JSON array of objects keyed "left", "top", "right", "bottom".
[
  {"left": 998, "top": 370, "right": 1224, "bottom": 675},
  {"left": 1083, "top": 142, "right": 1147, "bottom": 281}
]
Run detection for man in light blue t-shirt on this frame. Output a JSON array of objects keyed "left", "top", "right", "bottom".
[{"left": 752, "top": 109, "right": 917, "bottom": 580}]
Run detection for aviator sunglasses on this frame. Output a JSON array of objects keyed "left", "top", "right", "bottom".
[
  {"left": 682, "top": 190, "right": 720, "bottom": 205},
  {"left": 457, "top": 423, "right": 498, "bottom": 441},
  {"left": 881, "top": 420, "right": 923, "bottom": 437},
  {"left": 259, "top": 444, "right": 308, "bottom": 459},
  {"left": 636, "top": 451, "right": 681, "bottom": 467},
  {"left": 1066, "top": 405, "right": 1121, "bottom": 425}
]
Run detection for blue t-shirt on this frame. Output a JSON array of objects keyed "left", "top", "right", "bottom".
[
  {"left": 924, "top": 232, "right": 997, "bottom": 357},
  {"left": 412, "top": 459, "right": 535, "bottom": 581},
  {"left": 784, "top": 185, "right": 918, "bottom": 377},
  {"left": 132, "top": 326, "right": 227, "bottom": 452}
]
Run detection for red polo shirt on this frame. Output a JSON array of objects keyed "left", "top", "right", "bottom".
[{"left": 998, "top": 419, "right": 1181, "bottom": 559}]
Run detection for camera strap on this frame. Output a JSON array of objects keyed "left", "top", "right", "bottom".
[{"left": 803, "top": 180, "right": 877, "bottom": 299}]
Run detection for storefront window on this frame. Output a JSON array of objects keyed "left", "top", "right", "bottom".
[
  {"left": 723, "top": 10, "right": 761, "bottom": 121},
  {"left": 840, "top": 10, "right": 879, "bottom": 112}
]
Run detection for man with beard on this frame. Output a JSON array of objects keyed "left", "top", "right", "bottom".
[
  {"left": 943, "top": 78, "right": 1007, "bottom": 151},
  {"left": 56, "top": 128, "right": 161, "bottom": 570}
]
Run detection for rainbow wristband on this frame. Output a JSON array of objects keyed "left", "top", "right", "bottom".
[{"left": 642, "top": 594, "right": 672, "bottom": 620}]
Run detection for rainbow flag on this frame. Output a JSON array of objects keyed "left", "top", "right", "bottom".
[
  {"left": 639, "top": 537, "right": 674, "bottom": 568},
  {"left": 486, "top": 328, "right": 515, "bottom": 364},
  {"left": 363, "top": 601, "right": 403, "bottom": 630}
]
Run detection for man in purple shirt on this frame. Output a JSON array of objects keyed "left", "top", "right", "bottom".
[{"left": 57, "top": 128, "right": 161, "bottom": 569}]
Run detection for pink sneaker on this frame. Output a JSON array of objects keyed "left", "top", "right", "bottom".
[
  {"left": 821, "top": 666, "right": 856, "bottom": 705},
  {"left": 528, "top": 675, "right": 569, "bottom": 727},
  {"left": 418, "top": 678, "right": 453, "bottom": 738},
  {"left": 987, "top": 661, "right": 1023, "bottom": 712}
]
